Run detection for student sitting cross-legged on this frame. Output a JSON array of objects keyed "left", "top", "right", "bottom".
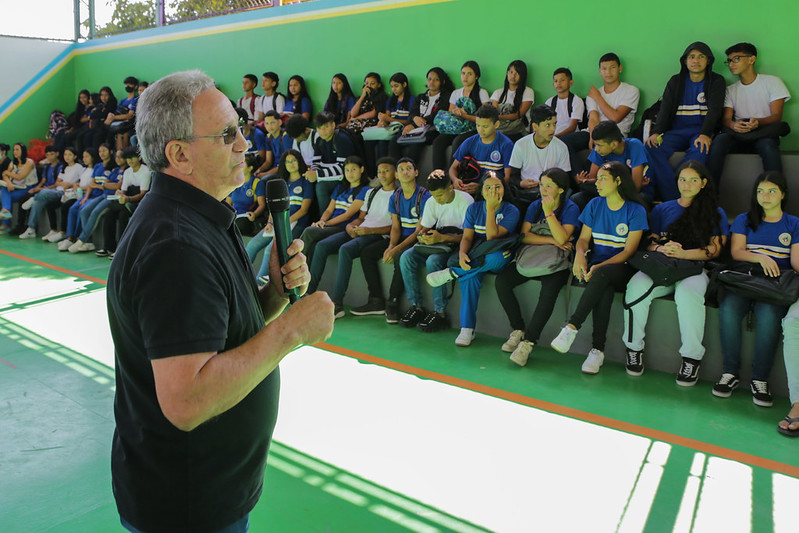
[
  {"left": 328, "top": 157, "right": 398, "bottom": 318},
  {"left": 398, "top": 169, "right": 474, "bottom": 332},
  {"left": 427, "top": 172, "right": 520, "bottom": 347},
  {"left": 550, "top": 161, "right": 648, "bottom": 374},
  {"left": 496, "top": 168, "right": 579, "bottom": 365}
]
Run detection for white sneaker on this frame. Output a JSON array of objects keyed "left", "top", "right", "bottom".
[
  {"left": 70, "top": 241, "right": 96, "bottom": 253},
  {"left": 19, "top": 227, "right": 36, "bottom": 239},
  {"left": 68, "top": 239, "right": 84, "bottom": 253},
  {"left": 426, "top": 268, "right": 456, "bottom": 287},
  {"left": 455, "top": 328, "right": 475, "bottom": 347},
  {"left": 550, "top": 326, "right": 578, "bottom": 353},
  {"left": 510, "top": 340, "right": 534, "bottom": 367},
  {"left": 58, "top": 239, "right": 73, "bottom": 251},
  {"left": 42, "top": 230, "right": 57, "bottom": 241},
  {"left": 21, "top": 197, "right": 35, "bottom": 210},
  {"left": 581, "top": 349, "right": 605, "bottom": 374},
  {"left": 501, "top": 329, "right": 524, "bottom": 353},
  {"left": 47, "top": 231, "right": 66, "bottom": 243}
]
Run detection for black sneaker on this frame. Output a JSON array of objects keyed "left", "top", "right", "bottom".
[
  {"left": 625, "top": 349, "right": 644, "bottom": 376},
  {"left": 95, "top": 249, "right": 110, "bottom": 257},
  {"left": 418, "top": 312, "right": 449, "bottom": 333},
  {"left": 712, "top": 373, "right": 740, "bottom": 398},
  {"left": 385, "top": 299, "right": 399, "bottom": 324},
  {"left": 676, "top": 357, "right": 700, "bottom": 386},
  {"left": 400, "top": 307, "right": 425, "bottom": 328},
  {"left": 333, "top": 303, "right": 345, "bottom": 319},
  {"left": 350, "top": 297, "right": 385, "bottom": 316},
  {"left": 750, "top": 380, "right": 773, "bottom": 407}
]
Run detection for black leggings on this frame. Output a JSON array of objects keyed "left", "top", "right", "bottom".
[
  {"left": 360, "top": 239, "right": 404, "bottom": 302},
  {"left": 495, "top": 266, "right": 571, "bottom": 344},
  {"left": 569, "top": 263, "right": 635, "bottom": 351}
]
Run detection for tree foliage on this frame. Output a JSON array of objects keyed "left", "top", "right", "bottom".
[{"left": 96, "top": 0, "right": 253, "bottom": 36}]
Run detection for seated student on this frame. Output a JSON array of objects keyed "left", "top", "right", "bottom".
[
  {"left": 508, "top": 105, "right": 571, "bottom": 207},
  {"left": 225, "top": 153, "right": 266, "bottom": 236},
  {"left": 255, "top": 72, "right": 285, "bottom": 121},
  {"left": 707, "top": 43, "right": 791, "bottom": 189},
  {"left": 490, "top": 59, "right": 535, "bottom": 141},
  {"left": 84, "top": 87, "right": 118, "bottom": 150},
  {"left": 63, "top": 91, "right": 91, "bottom": 152},
  {"left": 449, "top": 104, "right": 514, "bottom": 196},
  {"left": 623, "top": 161, "right": 728, "bottom": 382},
  {"left": 29, "top": 147, "right": 84, "bottom": 242},
  {"left": 351, "top": 157, "right": 430, "bottom": 323},
  {"left": 327, "top": 157, "right": 398, "bottom": 316},
  {"left": 714, "top": 171, "right": 798, "bottom": 407},
  {"left": 54, "top": 148, "right": 100, "bottom": 249},
  {"left": 645, "top": 42, "right": 726, "bottom": 201},
  {"left": 390, "top": 67, "right": 455, "bottom": 164},
  {"left": 496, "top": 168, "right": 579, "bottom": 365},
  {"left": 346, "top": 72, "right": 387, "bottom": 135},
  {"left": 308, "top": 111, "right": 356, "bottom": 217},
  {"left": 137, "top": 81, "right": 148, "bottom": 96},
  {"left": 97, "top": 146, "right": 150, "bottom": 259},
  {"left": 283, "top": 75, "right": 313, "bottom": 121},
  {"left": 14, "top": 145, "right": 63, "bottom": 236},
  {"left": 234, "top": 107, "right": 267, "bottom": 171},
  {"left": 781, "top": 302, "right": 799, "bottom": 437},
  {"left": 69, "top": 148, "right": 127, "bottom": 253},
  {"left": 237, "top": 74, "right": 262, "bottom": 122},
  {"left": 256, "top": 110, "right": 294, "bottom": 178},
  {"left": 364, "top": 73, "right": 415, "bottom": 176},
  {"left": 547, "top": 68, "right": 586, "bottom": 139},
  {"left": 572, "top": 120, "right": 649, "bottom": 209},
  {"left": 300, "top": 155, "right": 369, "bottom": 265},
  {"left": 247, "top": 149, "right": 314, "bottom": 284},
  {"left": 426, "top": 172, "right": 520, "bottom": 346},
  {"left": 550, "top": 161, "right": 648, "bottom": 374},
  {"left": 0, "top": 142, "right": 38, "bottom": 232},
  {"left": 104, "top": 76, "right": 139, "bottom": 149},
  {"left": 561, "top": 53, "right": 640, "bottom": 176},
  {"left": 323, "top": 73, "right": 356, "bottom": 127},
  {"left": 285, "top": 114, "right": 318, "bottom": 169},
  {"left": 399, "top": 169, "right": 474, "bottom": 332},
  {"left": 431, "top": 61, "right": 490, "bottom": 173}
]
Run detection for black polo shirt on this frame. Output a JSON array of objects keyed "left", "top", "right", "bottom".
[{"left": 107, "top": 172, "right": 280, "bottom": 532}]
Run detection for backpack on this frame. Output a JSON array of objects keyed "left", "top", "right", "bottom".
[
  {"left": 333, "top": 127, "right": 367, "bottom": 163},
  {"left": 392, "top": 185, "right": 426, "bottom": 225},
  {"left": 49, "top": 110, "right": 68, "bottom": 138},
  {"left": 548, "top": 93, "right": 588, "bottom": 130},
  {"left": 630, "top": 100, "right": 661, "bottom": 141}
]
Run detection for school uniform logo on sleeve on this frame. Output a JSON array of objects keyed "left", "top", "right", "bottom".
[
  {"left": 496, "top": 213, "right": 505, "bottom": 224},
  {"left": 779, "top": 233, "right": 792, "bottom": 246},
  {"left": 348, "top": 194, "right": 354, "bottom": 202},
  {"left": 626, "top": 159, "right": 632, "bottom": 167},
  {"left": 697, "top": 92, "right": 706, "bottom": 104},
  {"left": 616, "top": 223, "right": 629, "bottom": 236},
  {"left": 490, "top": 150, "right": 501, "bottom": 163},
  {"left": 247, "top": 139, "right": 254, "bottom": 150},
  {"left": 293, "top": 185, "right": 302, "bottom": 194},
  {"left": 246, "top": 189, "right": 253, "bottom": 198},
  {"left": 411, "top": 206, "right": 419, "bottom": 217}
]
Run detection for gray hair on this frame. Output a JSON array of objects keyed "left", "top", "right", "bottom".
[{"left": 136, "top": 70, "right": 215, "bottom": 172}]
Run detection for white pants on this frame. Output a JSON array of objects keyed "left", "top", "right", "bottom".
[
  {"left": 622, "top": 270, "right": 709, "bottom": 360},
  {"left": 781, "top": 301, "right": 799, "bottom": 404}
]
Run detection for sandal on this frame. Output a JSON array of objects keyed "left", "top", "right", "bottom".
[{"left": 777, "top": 416, "right": 799, "bottom": 438}]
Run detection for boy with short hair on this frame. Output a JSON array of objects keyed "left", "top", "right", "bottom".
[
  {"left": 707, "top": 42, "right": 791, "bottom": 187},
  {"left": 105, "top": 76, "right": 139, "bottom": 149},
  {"left": 311, "top": 111, "right": 356, "bottom": 216},
  {"left": 256, "top": 72, "right": 285, "bottom": 121},
  {"left": 237, "top": 74, "right": 262, "bottom": 121},
  {"left": 256, "top": 110, "right": 293, "bottom": 177},
  {"left": 509, "top": 105, "right": 571, "bottom": 199},
  {"left": 449, "top": 104, "right": 514, "bottom": 194},
  {"left": 399, "top": 169, "right": 474, "bottom": 332},
  {"left": 286, "top": 114, "right": 318, "bottom": 168},
  {"left": 351, "top": 157, "right": 431, "bottom": 324},
  {"left": 546, "top": 68, "right": 586, "bottom": 138},
  {"left": 235, "top": 107, "right": 267, "bottom": 170}
]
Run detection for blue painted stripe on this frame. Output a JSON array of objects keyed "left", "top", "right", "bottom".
[{"left": 0, "top": 45, "right": 75, "bottom": 119}]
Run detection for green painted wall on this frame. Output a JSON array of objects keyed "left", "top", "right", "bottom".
[{"left": 3, "top": 0, "right": 799, "bottom": 149}]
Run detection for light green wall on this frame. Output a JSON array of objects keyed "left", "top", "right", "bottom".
[{"left": 4, "top": 0, "right": 799, "bottom": 149}]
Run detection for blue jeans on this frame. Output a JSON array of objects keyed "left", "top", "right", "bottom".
[
  {"left": 121, "top": 514, "right": 249, "bottom": 533},
  {"left": 332, "top": 234, "right": 384, "bottom": 303},
  {"left": 28, "top": 189, "right": 63, "bottom": 229},
  {"left": 719, "top": 291, "right": 788, "bottom": 380},
  {"left": 246, "top": 223, "right": 306, "bottom": 280},
  {"left": 308, "top": 230, "right": 352, "bottom": 293},
  {"left": 315, "top": 180, "right": 340, "bottom": 218},
  {"left": 782, "top": 301, "right": 799, "bottom": 403},
  {"left": 451, "top": 250, "right": 512, "bottom": 329},
  {"left": 707, "top": 133, "right": 782, "bottom": 190},
  {"left": 400, "top": 247, "right": 456, "bottom": 313},
  {"left": 645, "top": 127, "right": 708, "bottom": 201},
  {"left": 77, "top": 195, "right": 110, "bottom": 242},
  {"left": 1, "top": 185, "right": 33, "bottom": 226},
  {"left": 66, "top": 198, "right": 92, "bottom": 238}
]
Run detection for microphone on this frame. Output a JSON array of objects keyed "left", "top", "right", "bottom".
[{"left": 265, "top": 178, "right": 300, "bottom": 303}]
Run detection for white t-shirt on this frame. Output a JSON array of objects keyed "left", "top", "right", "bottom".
[
  {"left": 259, "top": 93, "right": 286, "bottom": 115},
  {"left": 420, "top": 189, "right": 474, "bottom": 229},
  {"left": 509, "top": 134, "right": 571, "bottom": 181},
  {"left": 725, "top": 74, "right": 791, "bottom": 121},
  {"left": 237, "top": 95, "right": 262, "bottom": 121},
  {"left": 121, "top": 164, "right": 152, "bottom": 191},
  {"left": 292, "top": 130, "right": 318, "bottom": 167},
  {"left": 546, "top": 94, "right": 587, "bottom": 134},
  {"left": 56, "top": 163, "right": 85, "bottom": 190},
  {"left": 361, "top": 188, "right": 394, "bottom": 228},
  {"left": 8, "top": 158, "right": 37, "bottom": 187},
  {"left": 450, "top": 87, "right": 491, "bottom": 107},
  {"left": 78, "top": 166, "right": 95, "bottom": 188},
  {"left": 491, "top": 86, "right": 535, "bottom": 122},
  {"left": 586, "top": 82, "right": 640, "bottom": 136}
]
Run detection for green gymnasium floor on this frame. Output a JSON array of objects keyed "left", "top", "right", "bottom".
[{"left": 1, "top": 236, "right": 797, "bottom": 533}]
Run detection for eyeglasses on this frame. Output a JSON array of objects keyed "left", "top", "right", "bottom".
[
  {"left": 724, "top": 55, "right": 753, "bottom": 65},
  {"left": 182, "top": 119, "right": 245, "bottom": 144}
]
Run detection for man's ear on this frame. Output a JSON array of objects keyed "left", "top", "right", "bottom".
[{"left": 165, "top": 140, "right": 193, "bottom": 175}]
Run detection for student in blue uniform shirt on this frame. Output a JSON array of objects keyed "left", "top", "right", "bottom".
[
  {"left": 283, "top": 75, "right": 312, "bottom": 121},
  {"left": 449, "top": 104, "right": 514, "bottom": 196},
  {"left": 12, "top": 145, "right": 62, "bottom": 236},
  {"left": 496, "top": 168, "right": 580, "bottom": 365},
  {"left": 623, "top": 161, "right": 728, "bottom": 383},
  {"left": 323, "top": 74, "right": 357, "bottom": 127},
  {"left": 225, "top": 152, "right": 266, "bottom": 235},
  {"left": 550, "top": 161, "right": 648, "bottom": 374},
  {"left": 235, "top": 107, "right": 267, "bottom": 170},
  {"left": 247, "top": 150, "right": 314, "bottom": 284},
  {"left": 257, "top": 110, "right": 293, "bottom": 177},
  {"left": 427, "top": 172, "right": 520, "bottom": 346},
  {"left": 364, "top": 72, "right": 415, "bottom": 176},
  {"left": 714, "top": 171, "right": 799, "bottom": 408}
]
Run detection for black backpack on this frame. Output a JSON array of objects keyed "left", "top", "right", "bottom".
[
  {"left": 630, "top": 100, "right": 662, "bottom": 141},
  {"left": 549, "top": 93, "right": 588, "bottom": 130}
]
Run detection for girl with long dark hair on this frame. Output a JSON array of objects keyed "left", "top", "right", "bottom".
[
  {"left": 323, "top": 73, "right": 356, "bottom": 127},
  {"left": 346, "top": 72, "right": 387, "bottom": 134},
  {"left": 490, "top": 59, "right": 535, "bottom": 141},
  {"left": 283, "top": 75, "right": 312, "bottom": 120}
]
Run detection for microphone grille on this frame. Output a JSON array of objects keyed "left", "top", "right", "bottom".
[{"left": 266, "top": 178, "right": 290, "bottom": 213}]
